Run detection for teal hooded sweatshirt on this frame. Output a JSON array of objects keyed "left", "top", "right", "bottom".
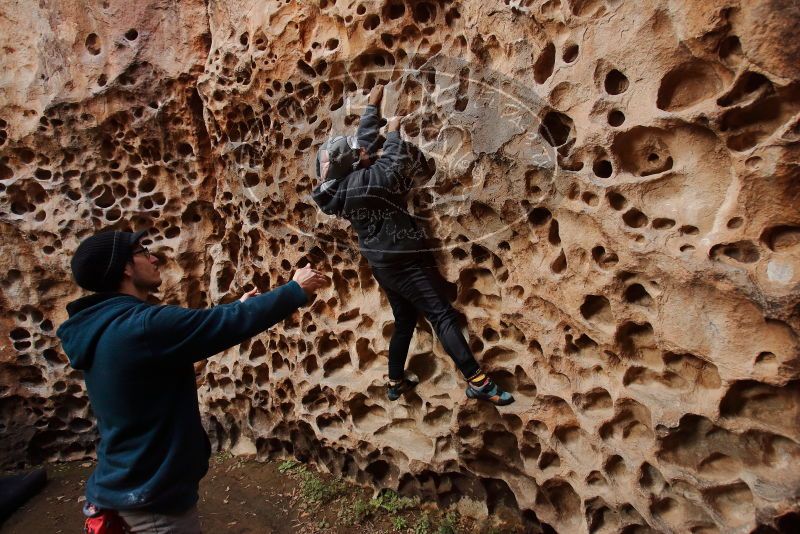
[{"left": 56, "top": 281, "right": 307, "bottom": 513}]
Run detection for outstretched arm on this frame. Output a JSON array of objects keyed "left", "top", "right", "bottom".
[
  {"left": 143, "top": 282, "right": 307, "bottom": 363},
  {"left": 143, "top": 267, "right": 328, "bottom": 363},
  {"left": 356, "top": 85, "right": 384, "bottom": 152}
]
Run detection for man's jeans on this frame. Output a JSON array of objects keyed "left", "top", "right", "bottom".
[
  {"left": 371, "top": 261, "right": 481, "bottom": 381},
  {"left": 118, "top": 504, "right": 201, "bottom": 533}
]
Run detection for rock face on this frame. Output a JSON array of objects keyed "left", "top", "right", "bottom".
[{"left": 1, "top": 0, "right": 799, "bottom": 532}]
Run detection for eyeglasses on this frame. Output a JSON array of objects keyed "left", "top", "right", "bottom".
[{"left": 132, "top": 247, "right": 152, "bottom": 258}]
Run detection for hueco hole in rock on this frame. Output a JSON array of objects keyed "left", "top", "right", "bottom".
[{"left": 1, "top": 0, "right": 799, "bottom": 532}]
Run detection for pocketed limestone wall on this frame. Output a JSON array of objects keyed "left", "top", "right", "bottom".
[{"left": 1, "top": 1, "right": 798, "bottom": 532}]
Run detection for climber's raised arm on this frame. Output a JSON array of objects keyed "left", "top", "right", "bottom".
[{"left": 357, "top": 85, "right": 384, "bottom": 153}]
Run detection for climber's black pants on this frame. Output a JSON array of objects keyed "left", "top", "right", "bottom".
[{"left": 371, "top": 260, "right": 481, "bottom": 381}]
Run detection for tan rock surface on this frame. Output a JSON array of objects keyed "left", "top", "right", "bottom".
[{"left": 1, "top": 1, "right": 799, "bottom": 532}]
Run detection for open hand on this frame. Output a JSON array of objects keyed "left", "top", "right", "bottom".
[
  {"left": 368, "top": 84, "right": 384, "bottom": 106},
  {"left": 239, "top": 287, "right": 260, "bottom": 303},
  {"left": 292, "top": 265, "right": 328, "bottom": 299}
]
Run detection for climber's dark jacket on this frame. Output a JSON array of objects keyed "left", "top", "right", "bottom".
[
  {"left": 56, "top": 283, "right": 307, "bottom": 513},
  {"left": 311, "top": 104, "right": 428, "bottom": 266}
]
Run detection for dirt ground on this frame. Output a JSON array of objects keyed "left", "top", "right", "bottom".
[{"left": 1, "top": 454, "right": 534, "bottom": 534}]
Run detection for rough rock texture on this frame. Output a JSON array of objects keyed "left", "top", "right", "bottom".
[{"left": 2, "top": 0, "right": 799, "bottom": 532}]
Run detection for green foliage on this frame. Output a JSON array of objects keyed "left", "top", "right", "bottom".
[
  {"left": 437, "top": 511, "right": 459, "bottom": 534},
  {"left": 352, "top": 498, "right": 374, "bottom": 521},
  {"left": 371, "top": 490, "right": 420, "bottom": 514},
  {"left": 339, "top": 490, "right": 420, "bottom": 526},
  {"left": 299, "top": 470, "right": 346, "bottom": 504},
  {"left": 391, "top": 515, "right": 409, "bottom": 530},
  {"left": 277, "top": 459, "right": 299, "bottom": 473},
  {"left": 275, "top": 461, "right": 448, "bottom": 531},
  {"left": 338, "top": 498, "right": 374, "bottom": 525},
  {"left": 277, "top": 459, "right": 344, "bottom": 505},
  {"left": 257, "top": 459, "right": 473, "bottom": 532},
  {"left": 414, "top": 511, "right": 433, "bottom": 534},
  {"left": 337, "top": 489, "right": 421, "bottom": 529}
]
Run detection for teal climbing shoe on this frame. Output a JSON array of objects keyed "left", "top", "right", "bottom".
[
  {"left": 466, "top": 378, "right": 515, "bottom": 406},
  {"left": 387, "top": 377, "right": 419, "bottom": 401}
]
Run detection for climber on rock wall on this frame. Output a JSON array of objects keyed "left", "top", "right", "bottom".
[
  {"left": 56, "top": 229, "right": 326, "bottom": 534},
  {"left": 311, "top": 84, "right": 514, "bottom": 406}
]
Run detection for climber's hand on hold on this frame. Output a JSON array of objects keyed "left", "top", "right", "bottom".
[
  {"left": 387, "top": 116, "right": 402, "bottom": 132},
  {"left": 239, "top": 287, "right": 260, "bottom": 303},
  {"left": 368, "top": 84, "right": 384, "bottom": 106},
  {"left": 292, "top": 265, "right": 328, "bottom": 300}
]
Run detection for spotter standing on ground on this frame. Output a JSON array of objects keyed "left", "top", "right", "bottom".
[{"left": 57, "top": 228, "right": 327, "bottom": 533}]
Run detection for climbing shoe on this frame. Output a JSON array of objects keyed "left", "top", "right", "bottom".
[
  {"left": 387, "top": 377, "right": 419, "bottom": 401},
  {"left": 465, "top": 377, "right": 515, "bottom": 406}
]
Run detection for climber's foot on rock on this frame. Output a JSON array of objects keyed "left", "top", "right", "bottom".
[
  {"left": 465, "top": 374, "right": 514, "bottom": 406},
  {"left": 387, "top": 376, "right": 419, "bottom": 401}
]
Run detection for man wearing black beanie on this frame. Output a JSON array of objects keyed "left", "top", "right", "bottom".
[
  {"left": 57, "top": 228, "right": 327, "bottom": 533},
  {"left": 69, "top": 229, "right": 149, "bottom": 293}
]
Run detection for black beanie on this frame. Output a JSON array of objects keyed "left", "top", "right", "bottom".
[
  {"left": 316, "top": 135, "right": 360, "bottom": 181},
  {"left": 70, "top": 229, "right": 147, "bottom": 292}
]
